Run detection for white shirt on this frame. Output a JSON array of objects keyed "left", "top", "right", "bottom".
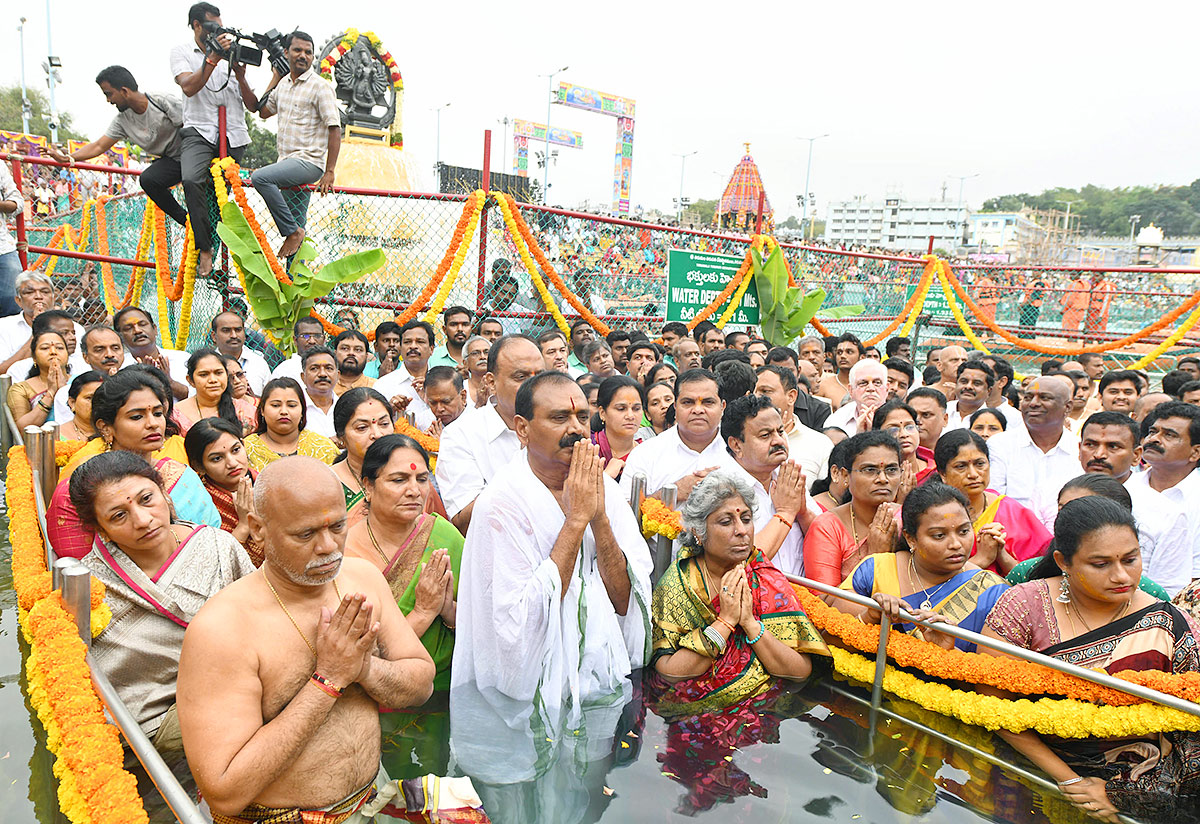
[
  {"left": 945, "top": 400, "right": 989, "bottom": 432},
  {"left": 619, "top": 425, "right": 727, "bottom": 498},
  {"left": 303, "top": 388, "right": 338, "bottom": 439},
  {"left": 435, "top": 402, "right": 523, "bottom": 519},
  {"left": 784, "top": 415, "right": 833, "bottom": 489},
  {"left": 168, "top": 43, "right": 251, "bottom": 148},
  {"left": 450, "top": 452, "right": 651, "bottom": 725},
  {"left": 155, "top": 347, "right": 194, "bottom": 396},
  {"left": 716, "top": 454, "right": 823, "bottom": 576},
  {"left": 1125, "top": 469, "right": 1200, "bottom": 581},
  {"left": 0, "top": 315, "right": 85, "bottom": 363},
  {"left": 373, "top": 363, "right": 435, "bottom": 430},
  {"left": 823, "top": 401, "right": 861, "bottom": 437},
  {"left": 228, "top": 347, "right": 271, "bottom": 395},
  {"left": 987, "top": 425, "right": 1081, "bottom": 531},
  {"left": 50, "top": 353, "right": 137, "bottom": 422},
  {"left": 271, "top": 353, "right": 303, "bottom": 382},
  {"left": 1124, "top": 473, "right": 1193, "bottom": 596}
]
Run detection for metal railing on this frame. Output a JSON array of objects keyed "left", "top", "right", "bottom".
[{"left": 18, "top": 429, "right": 208, "bottom": 824}]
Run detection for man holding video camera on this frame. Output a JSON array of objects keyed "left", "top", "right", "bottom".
[
  {"left": 170, "top": 2, "right": 262, "bottom": 277},
  {"left": 43, "top": 66, "right": 188, "bottom": 228},
  {"left": 251, "top": 31, "right": 341, "bottom": 260}
]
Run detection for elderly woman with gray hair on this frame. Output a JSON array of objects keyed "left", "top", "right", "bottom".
[{"left": 649, "top": 469, "right": 829, "bottom": 714}]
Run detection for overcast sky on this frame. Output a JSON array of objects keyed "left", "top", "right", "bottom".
[{"left": 3, "top": 1, "right": 1197, "bottom": 219}]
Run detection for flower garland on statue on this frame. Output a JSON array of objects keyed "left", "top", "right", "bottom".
[
  {"left": 640, "top": 497, "right": 683, "bottom": 540},
  {"left": 496, "top": 192, "right": 613, "bottom": 336},
  {"left": 940, "top": 262, "right": 1200, "bottom": 356},
  {"left": 7, "top": 443, "right": 146, "bottom": 824},
  {"left": 421, "top": 189, "right": 485, "bottom": 324},
  {"left": 792, "top": 583, "right": 1200, "bottom": 707},
  {"left": 494, "top": 193, "right": 571, "bottom": 336},
  {"left": 319, "top": 29, "right": 404, "bottom": 93}
]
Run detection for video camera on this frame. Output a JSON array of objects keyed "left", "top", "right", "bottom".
[{"left": 202, "top": 22, "right": 290, "bottom": 76}]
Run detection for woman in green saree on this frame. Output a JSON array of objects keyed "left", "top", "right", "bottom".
[
  {"left": 344, "top": 433, "right": 460, "bottom": 690},
  {"left": 650, "top": 469, "right": 829, "bottom": 717}
]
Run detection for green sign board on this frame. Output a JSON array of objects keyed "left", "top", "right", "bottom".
[
  {"left": 666, "top": 249, "right": 759, "bottom": 325},
  {"left": 905, "top": 281, "right": 953, "bottom": 320}
]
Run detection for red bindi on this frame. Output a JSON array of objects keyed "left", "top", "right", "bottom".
[{"left": 410, "top": 463, "right": 418, "bottom": 470}]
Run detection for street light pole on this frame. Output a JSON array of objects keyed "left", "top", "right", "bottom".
[
  {"left": 541, "top": 65, "right": 568, "bottom": 205},
  {"left": 434, "top": 102, "right": 451, "bottom": 170},
  {"left": 1056, "top": 198, "right": 1083, "bottom": 264},
  {"left": 798, "top": 134, "right": 829, "bottom": 240},
  {"left": 955, "top": 172, "right": 980, "bottom": 251},
  {"left": 18, "top": 17, "right": 30, "bottom": 134},
  {"left": 44, "top": 0, "right": 59, "bottom": 143},
  {"left": 675, "top": 150, "right": 697, "bottom": 222}
]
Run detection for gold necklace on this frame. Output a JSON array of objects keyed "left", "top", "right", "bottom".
[
  {"left": 908, "top": 553, "right": 950, "bottom": 611},
  {"left": 364, "top": 516, "right": 390, "bottom": 566},
  {"left": 264, "top": 573, "right": 341, "bottom": 657},
  {"left": 1065, "top": 595, "right": 1130, "bottom": 636},
  {"left": 699, "top": 558, "right": 718, "bottom": 598}
]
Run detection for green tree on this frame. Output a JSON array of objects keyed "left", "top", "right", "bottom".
[
  {"left": 0, "top": 84, "right": 83, "bottom": 141},
  {"left": 690, "top": 198, "right": 718, "bottom": 224},
  {"left": 240, "top": 112, "right": 277, "bottom": 169},
  {"left": 982, "top": 181, "right": 1200, "bottom": 237},
  {"left": 779, "top": 215, "right": 800, "bottom": 230}
]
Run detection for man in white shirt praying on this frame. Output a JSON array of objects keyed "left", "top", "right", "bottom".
[
  {"left": 450, "top": 370, "right": 650, "bottom": 721},
  {"left": 620, "top": 368, "right": 726, "bottom": 502},
  {"left": 822, "top": 359, "right": 888, "bottom": 443},
  {"left": 1127, "top": 401, "right": 1200, "bottom": 579},
  {"left": 112, "top": 306, "right": 191, "bottom": 399},
  {"left": 752, "top": 365, "right": 832, "bottom": 489},
  {"left": 988, "top": 376, "right": 1080, "bottom": 530},
  {"left": 718, "top": 393, "right": 821, "bottom": 576},
  {"left": 435, "top": 335, "right": 545, "bottom": 531},
  {"left": 374, "top": 320, "right": 436, "bottom": 429},
  {"left": 1072, "top": 411, "right": 1191, "bottom": 595}
]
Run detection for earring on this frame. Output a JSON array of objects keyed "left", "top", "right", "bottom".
[{"left": 1057, "top": 574, "right": 1071, "bottom": 604}]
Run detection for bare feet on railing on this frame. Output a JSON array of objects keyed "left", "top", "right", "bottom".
[
  {"left": 279, "top": 228, "right": 305, "bottom": 259},
  {"left": 197, "top": 249, "right": 214, "bottom": 278}
]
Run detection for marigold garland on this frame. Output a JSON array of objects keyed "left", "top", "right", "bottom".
[
  {"left": 1126, "top": 296, "right": 1200, "bottom": 370},
  {"left": 7, "top": 444, "right": 147, "bottom": 823},
  {"left": 715, "top": 254, "right": 756, "bottom": 329},
  {"left": 422, "top": 190, "right": 485, "bottom": 324},
  {"left": 792, "top": 583, "right": 1200, "bottom": 708},
  {"left": 935, "top": 260, "right": 993, "bottom": 355},
  {"left": 861, "top": 256, "right": 936, "bottom": 346},
  {"left": 496, "top": 193, "right": 613, "bottom": 337},
  {"left": 216, "top": 158, "right": 292, "bottom": 286},
  {"left": 686, "top": 253, "right": 752, "bottom": 334},
  {"left": 829, "top": 645, "right": 1200, "bottom": 739},
  {"left": 494, "top": 193, "right": 571, "bottom": 335},
  {"left": 640, "top": 497, "right": 683, "bottom": 540},
  {"left": 318, "top": 29, "right": 404, "bottom": 92},
  {"left": 941, "top": 262, "right": 1200, "bottom": 356}
]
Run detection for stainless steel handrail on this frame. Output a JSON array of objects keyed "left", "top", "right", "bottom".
[
  {"left": 17, "top": 430, "right": 208, "bottom": 824},
  {"left": 785, "top": 572, "right": 1200, "bottom": 718},
  {"left": 0, "top": 374, "right": 20, "bottom": 449}
]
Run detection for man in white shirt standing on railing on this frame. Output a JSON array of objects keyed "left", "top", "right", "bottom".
[
  {"left": 171, "top": 2, "right": 261, "bottom": 279},
  {"left": 0, "top": 160, "right": 25, "bottom": 317},
  {"left": 251, "top": 31, "right": 341, "bottom": 261}
]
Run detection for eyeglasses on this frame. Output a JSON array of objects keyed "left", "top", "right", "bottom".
[
  {"left": 853, "top": 464, "right": 903, "bottom": 479},
  {"left": 883, "top": 423, "right": 919, "bottom": 436},
  {"left": 297, "top": 332, "right": 326, "bottom": 342}
]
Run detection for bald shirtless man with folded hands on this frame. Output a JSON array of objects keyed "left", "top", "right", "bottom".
[{"left": 177, "top": 457, "right": 434, "bottom": 823}]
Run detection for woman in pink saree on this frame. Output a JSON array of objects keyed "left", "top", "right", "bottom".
[{"left": 934, "top": 428, "right": 1050, "bottom": 576}]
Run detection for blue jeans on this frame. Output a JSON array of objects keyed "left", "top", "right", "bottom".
[
  {"left": 250, "top": 157, "right": 323, "bottom": 238},
  {"left": 0, "top": 249, "right": 22, "bottom": 317}
]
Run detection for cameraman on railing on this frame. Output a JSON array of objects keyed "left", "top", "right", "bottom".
[
  {"left": 171, "top": 2, "right": 265, "bottom": 278},
  {"left": 42, "top": 67, "right": 189, "bottom": 229},
  {"left": 250, "top": 31, "right": 340, "bottom": 261}
]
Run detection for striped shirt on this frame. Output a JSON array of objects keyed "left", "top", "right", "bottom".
[{"left": 261, "top": 68, "right": 340, "bottom": 169}]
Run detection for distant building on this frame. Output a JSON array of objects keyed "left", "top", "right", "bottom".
[
  {"left": 824, "top": 198, "right": 968, "bottom": 253},
  {"left": 968, "top": 211, "right": 1041, "bottom": 261}
]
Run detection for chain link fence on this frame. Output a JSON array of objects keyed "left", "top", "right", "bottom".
[{"left": 11, "top": 154, "right": 1200, "bottom": 379}]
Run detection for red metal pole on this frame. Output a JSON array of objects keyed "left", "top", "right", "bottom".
[
  {"left": 755, "top": 191, "right": 765, "bottom": 235},
  {"left": 218, "top": 106, "right": 228, "bottom": 159},
  {"left": 476, "top": 129, "right": 492, "bottom": 319},
  {"left": 927, "top": 235, "right": 935, "bottom": 255},
  {"left": 10, "top": 156, "right": 28, "bottom": 269}
]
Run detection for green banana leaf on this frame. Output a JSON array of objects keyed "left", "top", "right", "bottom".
[
  {"left": 751, "top": 246, "right": 863, "bottom": 347},
  {"left": 215, "top": 201, "right": 385, "bottom": 354}
]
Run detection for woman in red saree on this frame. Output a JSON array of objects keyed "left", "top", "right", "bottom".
[
  {"left": 982, "top": 496, "right": 1200, "bottom": 822},
  {"left": 184, "top": 417, "right": 263, "bottom": 566},
  {"left": 650, "top": 469, "right": 829, "bottom": 717}
]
